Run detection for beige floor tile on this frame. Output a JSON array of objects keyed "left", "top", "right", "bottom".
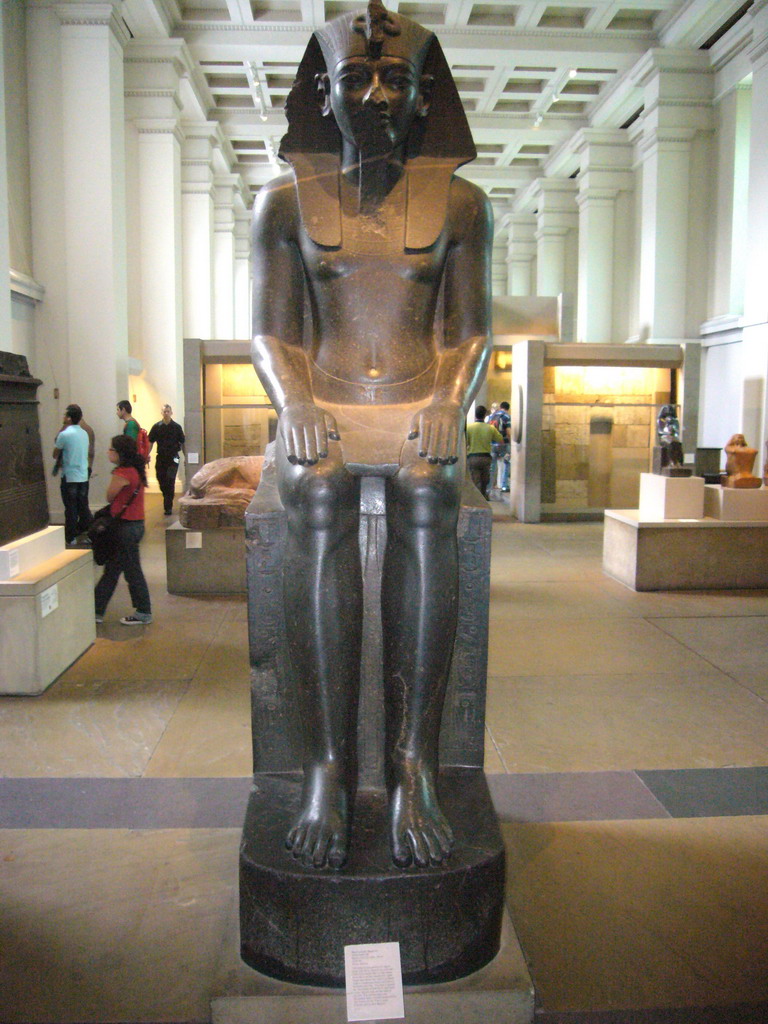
[
  {"left": 598, "top": 581, "right": 768, "bottom": 619},
  {"left": 144, "top": 664, "right": 251, "bottom": 778},
  {"left": 143, "top": 620, "right": 251, "bottom": 776},
  {"left": 191, "top": 620, "right": 251, "bottom": 684},
  {"left": 484, "top": 726, "right": 506, "bottom": 772},
  {"left": 503, "top": 816, "right": 768, "bottom": 1012},
  {"left": 653, "top": 616, "right": 768, "bottom": 680},
  {"left": 60, "top": 620, "right": 223, "bottom": 682},
  {"left": 487, "top": 615, "right": 715, "bottom": 677},
  {"left": 0, "top": 828, "right": 239, "bottom": 1023},
  {"left": 486, "top": 671, "right": 768, "bottom": 773},
  {"left": 0, "top": 677, "right": 189, "bottom": 777}
]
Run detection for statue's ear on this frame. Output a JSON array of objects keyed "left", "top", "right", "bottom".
[
  {"left": 316, "top": 72, "right": 332, "bottom": 116},
  {"left": 416, "top": 73, "right": 434, "bottom": 118}
]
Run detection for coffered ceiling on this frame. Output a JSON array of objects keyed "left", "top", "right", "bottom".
[{"left": 120, "top": 0, "right": 754, "bottom": 219}]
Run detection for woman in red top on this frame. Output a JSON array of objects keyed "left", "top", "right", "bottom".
[{"left": 94, "top": 434, "right": 152, "bottom": 625}]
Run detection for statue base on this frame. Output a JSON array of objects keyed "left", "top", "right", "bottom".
[{"left": 240, "top": 768, "right": 505, "bottom": 987}]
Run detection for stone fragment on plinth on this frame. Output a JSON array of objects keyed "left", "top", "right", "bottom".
[
  {"left": 638, "top": 472, "right": 704, "bottom": 520},
  {"left": 704, "top": 484, "right": 768, "bottom": 521},
  {"left": 165, "top": 522, "right": 246, "bottom": 595}
]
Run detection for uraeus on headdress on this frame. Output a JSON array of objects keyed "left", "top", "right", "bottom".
[{"left": 279, "top": 1, "right": 476, "bottom": 250}]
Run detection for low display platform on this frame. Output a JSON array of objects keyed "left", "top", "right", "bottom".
[
  {"left": 0, "top": 539, "right": 95, "bottom": 694},
  {"left": 603, "top": 509, "right": 768, "bottom": 591},
  {"left": 638, "top": 472, "right": 704, "bottom": 521},
  {"left": 165, "top": 522, "right": 246, "bottom": 594},
  {"left": 704, "top": 484, "right": 768, "bottom": 521}
]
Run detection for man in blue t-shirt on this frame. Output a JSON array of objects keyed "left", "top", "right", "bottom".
[
  {"left": 489, "top": 400, "right": 511, "bottom": 492},
  {"left": 53, "top": 404, "right": 92, "bottom": 544}
]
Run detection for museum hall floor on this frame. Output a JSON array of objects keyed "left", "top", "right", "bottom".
[{"left": 2, "top": 494, "right": 768, "bottom": 1023}]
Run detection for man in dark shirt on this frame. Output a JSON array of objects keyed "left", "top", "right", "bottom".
[{"left": 147, "top": 404, "right": 186, "bottom": 515}]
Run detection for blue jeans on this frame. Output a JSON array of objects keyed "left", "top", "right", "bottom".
[
  {"left": 61, "top": 478, "right": 92, "bottom": 543},
  {"left": 94, "top": 520, "right": 151, "bottom": 617}
]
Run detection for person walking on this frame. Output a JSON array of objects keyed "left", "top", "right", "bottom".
[
  {"left": 489, "top": 400, "right": 511, "bottom": 493},
  {"left": 147, "top": 404, "right": 186, "bottom": 515},
  {"left": 94, "top": 434, "right": 152, "bottom": 626},
  {"left": 53, "top": 404, "right": 93, "bottom": 545},
  {"left": 116, "top": 400, "right": 140, "bottom": 440},
  {"left": 466, "top": 405, "right": 504, "bottom": 501}
]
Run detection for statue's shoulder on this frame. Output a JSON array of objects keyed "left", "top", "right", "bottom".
[
  {"left": 447, "top": 175, "right": 493, "bottom": 237},
  {"left": 252, "top": 170, "right": 300, "bottom": 228}
]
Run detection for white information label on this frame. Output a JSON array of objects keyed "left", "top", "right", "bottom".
[
  {"left": 8, "top": 549, "right": 20, "bottom": 578},
  {"left": 187, "top": 452, "right": 200, "bottom": 465},
  {"left": 344, "top": 942, "right": 404, "bottom": 1022},
  {"left": 39, "top": 584, "right": 59, "bottom": 618},
  {"left": 185, "top": 531, "right": 203, "bottom": 549}
]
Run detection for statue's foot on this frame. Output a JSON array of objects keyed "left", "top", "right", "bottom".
[
  {"left": 388, "top": 766, "right": 454, "bottom": 868},
  {"left": 285, "top": 765, "right": 350, "bottom": 869}
]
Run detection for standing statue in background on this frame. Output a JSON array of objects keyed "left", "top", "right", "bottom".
[{"left": 250, "top": 0, "right": 492, "bottom": 870}]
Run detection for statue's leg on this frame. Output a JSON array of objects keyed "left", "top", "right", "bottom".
[
  {"left": 382, "top": 454, "right": 463, "bottom": 867},
  {"left": 276, "top": 441, "right": 362, "bottom": 869}
]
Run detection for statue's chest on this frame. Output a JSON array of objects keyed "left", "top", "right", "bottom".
[{"left": 305, "top": 245, "right": 443, "bottom": 289}]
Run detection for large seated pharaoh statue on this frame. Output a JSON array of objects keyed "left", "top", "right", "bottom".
[{"left": 250, "top": 0, "right": 492, "bottom": 873}]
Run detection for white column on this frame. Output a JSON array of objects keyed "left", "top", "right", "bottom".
[
  {"left": 27, "top": 1, "right": 129, "bottom": 509},
  {"left": 125, "top": 41, "right": 185, "bottom": 415},
  {"left": 575, "top": 130, "right": 634, "bottom": 344},
  {"left": 234, "top": 206, "right": 252, "bottom": 340},
  {"left": 741, "top": 2, "right": 768, "bottom": 453},
  {"left": 213, "top": 174, "right": 238, "bottom": 339},
  {"left": 633, "top": 51, "right": 713, "bottom": 340},
  {"left": 744, "top": 6, "right": 768, "bottom": 328},
  {"left": 491, "top": 239, "right": 508, "bottom": 297},
  {"left": 505, "top": 215, "right": 536, "bottom": 296},
  {"left": 181, "top": 124, "right": 217, "bottom": 341},
  {"left": 0, "top": 5, "right": 11, "bottom": 350},
  {"left": 711, "top": 85, "right": 751, "bottom": 318},
  {"left": 533, "top": 178, "right": 578, "bottom": 299}
]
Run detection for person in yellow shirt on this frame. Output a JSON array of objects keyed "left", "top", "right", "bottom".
[{"left": 466, "top": 405, "right": 503, "bottom": 500}]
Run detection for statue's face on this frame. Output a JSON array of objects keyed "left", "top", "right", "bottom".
[{"left": 320, "top": 56, "right": 428, "bottom": 154}]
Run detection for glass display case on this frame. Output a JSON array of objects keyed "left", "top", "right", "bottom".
[{"left": 203, "top": 361, "right": 277, "bottom": 461}]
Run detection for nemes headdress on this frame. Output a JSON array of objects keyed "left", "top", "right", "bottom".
[{"left": 279, "top": 0, "right": 476, "bottom": 250}]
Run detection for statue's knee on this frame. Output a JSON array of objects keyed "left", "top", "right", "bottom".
[
  {"left": 282, "top": 465, "right": 356, "bottom": 532},
  {"left": 390, "top": 465, "right": 460, "bottom": 530}
]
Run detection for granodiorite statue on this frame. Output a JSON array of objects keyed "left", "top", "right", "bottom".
[{"left": 250, "top": 0, "right": 492, "bottom": 871}]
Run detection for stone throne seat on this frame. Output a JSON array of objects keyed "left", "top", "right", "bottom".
[{"left": 241, "top": 456, "right": 504, "bottom": 986}]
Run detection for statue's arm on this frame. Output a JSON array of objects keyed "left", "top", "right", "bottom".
[
  {"left": 410, "top": 180, "right": 494, "bottom": 464},
  {"left": 250, "top": 177, "right": 337, "bottom": 465}
]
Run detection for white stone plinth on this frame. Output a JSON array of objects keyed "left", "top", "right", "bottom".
[
  {"left": 704, "top": 484, "right": 768, "bottom": 521},
  {"left": 603, "top": 509, "right": 768, "bottom": 591},
  {"left": 0, "top": 549, "right": 95, "bottom": 694},
  {"left": 0, "top": 525, "right": 65, "bottom": 581},
  {"left": 638, "top": 472, "right": 705, "bottom": 521}
]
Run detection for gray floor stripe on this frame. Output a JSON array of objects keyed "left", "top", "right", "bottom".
[
  {"left": 636, "top": 766, "right": 768, "bottom": 818},
  {"left": 0, "top": 768, "right": 766, "bottom": 828}
]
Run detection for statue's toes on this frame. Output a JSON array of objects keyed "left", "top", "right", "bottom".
[
  {"left": 408, "top": 828, "right": 431, "bottom": 868},
  {"left": 286, "top": 822, "right": 307, "bottom": 856},
  {"left": 391, "top": 829, "right": 413, "bottom": 868},
  {"left": 327, "top": 832, "right": 348, "bottom": 870},
  {"left": 310, "top": 829, "right": 331, "bottom": 868}
]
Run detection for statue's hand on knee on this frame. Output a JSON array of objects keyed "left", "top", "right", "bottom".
[
  {"left": 408, "top": 400, "right": 463, "bottom": 465},
  {"left": 280, "top": 402, "right": 340, "bottom": 466}
]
